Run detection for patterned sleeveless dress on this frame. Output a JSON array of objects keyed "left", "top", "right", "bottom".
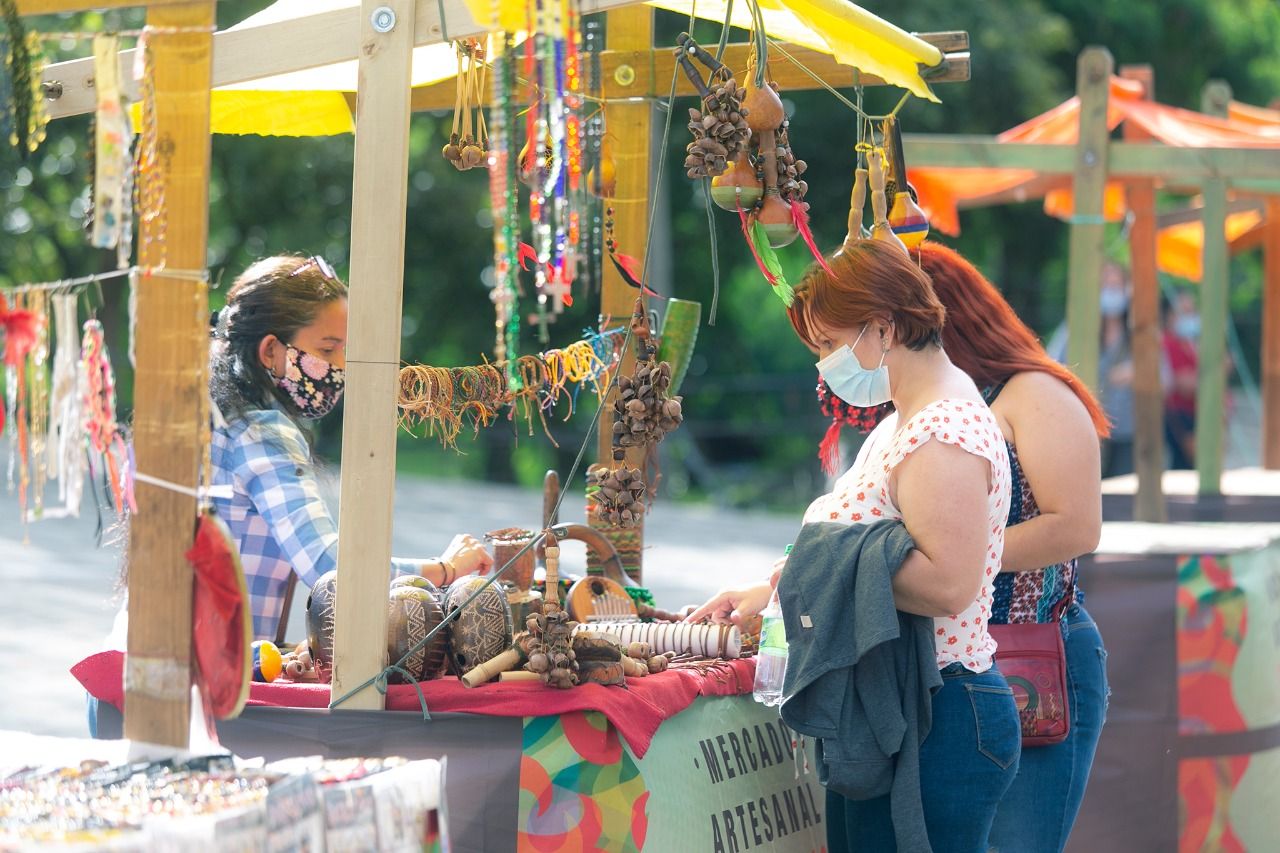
[{"left": 983, "top": 383, "right": 1079, "bottom": 624}]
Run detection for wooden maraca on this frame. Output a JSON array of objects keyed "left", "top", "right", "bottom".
[{"left": 868, "top": 149, "right": 908, "bottom": 254}]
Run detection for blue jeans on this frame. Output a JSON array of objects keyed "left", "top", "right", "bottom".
[
  {"left": 988, "top": 603, "right": 1110, "bottom": 853},
  {"left": 828, "top": 665, "right": 1022, "bottom": 853}
]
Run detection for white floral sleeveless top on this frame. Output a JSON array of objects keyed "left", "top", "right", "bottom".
[{"left": 802, "top": 398, "right": 1011, "bottom": 673}]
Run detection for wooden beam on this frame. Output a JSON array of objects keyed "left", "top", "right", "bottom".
[
  {"left": 123, "top": 0, "right": 215, "bottom": 750},
  {"left": 902, "top": 137, "right": 1280, "bottom": 181},
  {"left": 408, "top": 38, "right": 969, "bottom": 111},
  {"left": 917, "top": 30, "right": 968, "bottom": 54},
  {"left": 1065, "top": 47, "right": 1112, "bottom": 393},
  {"left": 39, "top": 0, "right": 642, "bottom": 120},
  {"left": 329, "top": 0, "right": 416, "bottom": 711},
  {"left": 1264, "top": 197, "right": 1280, "bottom": 468},
  {"left": 1121, "top": 64, "right": 1166, "bottom": 522},
  {"left": 1155, "top": 197, "right": 1262, "bottom": 229},
  {"left": 1196, "top": 81, "right": 1232, "bottom": 495}
]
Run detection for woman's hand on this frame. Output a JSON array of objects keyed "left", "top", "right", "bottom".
[
  {"left": 442, "top": 534, "right": 493, "bottom": 577},
  {"left": 683, "top": 583, "right": 773, "bottom": 627}
]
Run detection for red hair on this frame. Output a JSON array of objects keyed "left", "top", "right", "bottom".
[
  {"left": 915, "top": 242, "right": 1110, "bottom": 438},
  {"left": 788, "top": 240, "right": 945, "bottom": 351}
]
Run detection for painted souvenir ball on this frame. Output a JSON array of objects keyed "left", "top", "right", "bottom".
[
  {"left": 252, "top": 640, "right": 283, "bottom": 683},
  {"left": 443, "top": 574, "right": 514, "bottom": 674},
  {"left": 305, "top": 570, "right": 340, "bottom": 683},
  {"left": 386, "top": 583, "right": 449, "bottom": 683}
]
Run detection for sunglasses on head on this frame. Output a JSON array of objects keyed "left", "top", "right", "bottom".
[{"left": 289, "top": 255, "right": 338, "bottom": 282}]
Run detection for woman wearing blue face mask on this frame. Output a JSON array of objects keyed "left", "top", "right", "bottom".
[
  {"left": 207, "top": 255, "right": 491, "bottom": 640},
  {"left": 689, "top": 240, "right": 1019, "bottom": 852}
]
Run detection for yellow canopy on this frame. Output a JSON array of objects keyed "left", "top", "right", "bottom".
[{"left": 203, "top": 0, "right": 943, "bottom": 136}]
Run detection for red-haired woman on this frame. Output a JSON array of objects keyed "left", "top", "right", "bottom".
[
  {"left": 690, "top": 240, "right": 1021, "bottom": 852},
  {"left": 843, "top": 242, "right": 1109, "bottom": 852}
]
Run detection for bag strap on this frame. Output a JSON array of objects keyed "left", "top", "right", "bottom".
[{"left": 1049, "top": 582, "right": 1076, "bottom": 623}]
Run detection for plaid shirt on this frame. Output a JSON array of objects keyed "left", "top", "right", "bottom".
[{"left": 212, "top": 408, "right": 416, "bottom": 639}]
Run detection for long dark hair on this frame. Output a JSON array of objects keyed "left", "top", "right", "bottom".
[{"left": 210, "top": 255, "right": 348, "bottom": 424}]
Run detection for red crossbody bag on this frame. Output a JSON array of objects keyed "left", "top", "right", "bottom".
[{"left": 989, "top": 592, "right": 1072, "bottom": 747}]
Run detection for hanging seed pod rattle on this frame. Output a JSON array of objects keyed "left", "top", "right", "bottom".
[
  {"left": 587, "top": 463, "right": 647, "bottom": 529},
  {"left": 612, "top": 299, "right": 683, "bottom": 448},
  {"left": 525, "top": 529, "right": 578, "bottom": 689},
  {"left": 675, "top": 33, "right": 750, "bottom": 180},
  {"left": 442, "top": 40, "right": 489, "bottom": 171},
  {"left": 460, "top": 41, "right": 489, "bottom": 169}
]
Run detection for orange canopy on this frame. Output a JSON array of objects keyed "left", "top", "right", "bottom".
[
  {"left": 908, "top": 83, "right": 1280, "bottom": 237},
  {"left": 1227, "top": 100, "right": 1280, "bottom": 138}
]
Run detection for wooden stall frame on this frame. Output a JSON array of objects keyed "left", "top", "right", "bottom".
[
  {"left": 16, "top": 0, "right": 216, "bottom": 749},
  {"left": 19, "top": 0, "right": 970, "bottom": 729}
]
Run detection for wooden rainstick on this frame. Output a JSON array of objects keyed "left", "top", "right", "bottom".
[
  {"left": 460, "top": 631, "right": 535, "bottom": 688},
  {"left": 331, "top": 0, "right": 417, "bottom": 710},
  {"left": 123, "top": 0, "right": 215, "bottom": 750}
]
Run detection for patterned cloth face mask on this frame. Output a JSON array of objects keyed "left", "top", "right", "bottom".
[{"left": 276, "top": 344, "right": 345, "bottom": 419}]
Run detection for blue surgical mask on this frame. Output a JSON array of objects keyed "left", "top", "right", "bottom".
[
  {"left": 1174, "top": 314, "right": 1201, "bottom": 341},
  {"left": 1100, "top": 289, "right": 1129, "bottom": 318},
  {"left": 816, "top": 325, "right": 891, "bottom": 408}
]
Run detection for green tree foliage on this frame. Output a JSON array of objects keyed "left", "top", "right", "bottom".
[{"left": 2, "top": 0, "right": 1277, "bottom": 510}]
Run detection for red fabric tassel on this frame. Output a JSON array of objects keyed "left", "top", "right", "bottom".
[
  {"left": 0, "top": 295, "right": 40, "bottom": 368},
  {"left": 792, "top": 202, "right": 834, "bottom": 275},
  {"left": 818, "top": 417, "right": 843, "bottom": 477},
  {"left": 737, "top": 204, "right": 777, "bottom": 285}
]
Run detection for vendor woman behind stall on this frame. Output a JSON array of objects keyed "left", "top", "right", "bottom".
[{"left": 208, "top": 254, "right": 491, "bottom": 639}]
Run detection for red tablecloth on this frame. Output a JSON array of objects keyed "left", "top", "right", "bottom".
[{"left": 72, "top": 651, "right": 755, "bottom": 758}]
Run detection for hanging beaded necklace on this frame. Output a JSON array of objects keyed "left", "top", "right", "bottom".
[{"left": 488, "top": 31, "right": 522, "bottom": 387}]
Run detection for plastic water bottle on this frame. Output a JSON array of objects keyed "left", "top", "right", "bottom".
[{"left": 753, "top": 546, "right": 791, "bottom": 707}]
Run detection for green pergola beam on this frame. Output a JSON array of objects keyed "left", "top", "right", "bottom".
[{"left": 903, "top": 137, "right": 1280, "bottom": 182}]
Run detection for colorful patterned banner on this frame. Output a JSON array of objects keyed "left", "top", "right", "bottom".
[
  {"left": 1177, "top": 549, "right": 1280, "bottom": 853},
  {"left": 518, "top": 697, "right": 825, "bottom": 852}
]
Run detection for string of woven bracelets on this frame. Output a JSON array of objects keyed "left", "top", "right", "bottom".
[{"left": 398, "top": 331, "right": 621, "bottom": 448}]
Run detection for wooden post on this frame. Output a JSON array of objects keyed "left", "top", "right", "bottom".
[
  {"left": 1120, "top": 65, "right": 1166, "bottom": 522},
  {"left": 1264, "top": 196, "right": 1280, "bottom": 468},
  {"left": 1065, "top": 47, "right": 1113, "bottom": 393},
  {"left": 1196, "top": 80, "right": 1233, "bottom": 495},
  {"left": 590, "top": 6, "right": 655, "bottom": 584},
  {"left": 123, "top": 0, "right": 215, "bottom": 749},
  {"left": 597, "top": 6, "right": 654, "bottom": 469},
  {"left": 330, "top": 0, "right": 416, "bottom": 710}
]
